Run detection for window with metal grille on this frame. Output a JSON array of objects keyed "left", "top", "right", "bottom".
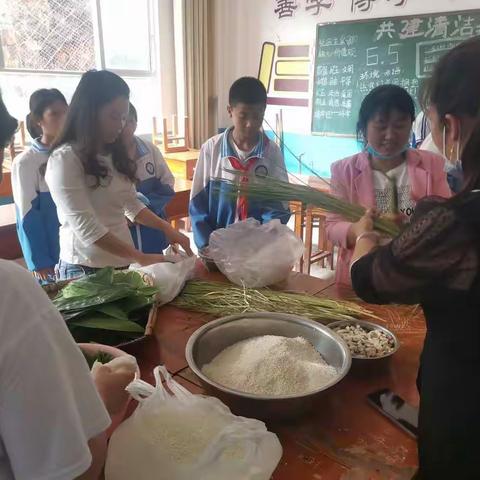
[
  {"left": 0, "top": 0, "right": 152, "bottom": 74},
  {"left": 0, "top": 0, "right": 96, "bottom": 72}
]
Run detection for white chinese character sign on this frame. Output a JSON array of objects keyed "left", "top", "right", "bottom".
[{"left": 311, "top": 11, "right": 480, "bottom": 136}]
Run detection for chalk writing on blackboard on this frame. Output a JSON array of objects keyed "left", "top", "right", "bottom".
[
  {"left": 373, "top": 15, "right": 479, "bottom": 41},
  {"left": 312, "top": 11, "right": 480, "bottom": 136}
]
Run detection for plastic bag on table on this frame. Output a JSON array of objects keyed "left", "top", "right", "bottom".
[
  {"left": 208, "top": 218, "right": 304, "bottom": 288},
  {"left": 105, "top": 366, "right": 282, "bottom": 480},
  {"left": 129, "top": 250, "right": 196, "bottom": 305}
]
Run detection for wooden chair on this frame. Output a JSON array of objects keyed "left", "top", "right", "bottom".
[
  {"left": 303, "top": 206, "right": 335, "bottom": 274},
  {"left": 152, "top": 115, "right": 182, "bottom": 146},
  {"left": 162, "top": 116, "right": 191, "bottom": 153},
  {"left": 152, "top": 115, "right": 191, "bottom": 153},
  {"left": 291, "top": 201, "right": 335, "bottom": 275}
]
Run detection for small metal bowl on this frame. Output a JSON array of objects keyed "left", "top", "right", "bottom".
[
  {"left": 328, "top": 319, "right": 399, "bottom": 361},
  {"left": 186, "top": 312, "right": 351, "bottom": 420}
]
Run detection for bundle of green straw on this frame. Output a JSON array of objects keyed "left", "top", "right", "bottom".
[
  {"left": 215, "top": 175, "right": 400, "bottom": 237},
  {"left": 172, "top": 280, "right": 379, "bottom": 324}
]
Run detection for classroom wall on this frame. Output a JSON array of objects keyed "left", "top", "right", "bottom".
[{"left": 212, "top": 0, "right": 480, "bottom": 177}]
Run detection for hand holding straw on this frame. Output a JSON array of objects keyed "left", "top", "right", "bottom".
[{"left": 214, "top": 174, "right": 401, "bottom": 237}]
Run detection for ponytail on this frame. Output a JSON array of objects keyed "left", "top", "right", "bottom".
[
  {"left": 26, "top": 112, "right": 42, "bottom": 139},
  {"left": 26, "top": 88, "right": 67, "bottom": 139}
]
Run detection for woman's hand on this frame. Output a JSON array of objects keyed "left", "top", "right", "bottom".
[
  {"left": 33, "top": 267, "right": 55, "bottom": 282},
  {"left": 354, "top": 209, "right": 376, "bottom": 238},
  {"left": 166, "top": 228, "right": 194, "bottom": 256},
  {"left": 347, "top": 209, "right": 376, "bottom": 247},
  {"left": 134, "top": 253, "right": 166, "bottom": 266},
  {"left": 91, "top": 356, "right": 138, "bottom": 416},
  {"left": 350, "top": 210, "right": 379, "bottom": 265},
  {"left": 134, "top": 209, "right": 194, "bottom": 256}
]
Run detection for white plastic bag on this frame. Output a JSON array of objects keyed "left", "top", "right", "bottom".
[
  {"left": 208, "top": 218, "right": 304, "bottom": 287},
  {"left": 130, "top": 254, "right": 196, "bottom": 305},
  {"left": 105, "top": 366, "right": 282, "bottom": 480}
]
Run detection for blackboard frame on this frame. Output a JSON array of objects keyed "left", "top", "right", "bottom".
[{"left": 311, "top": 9, "right": 480, "bottom": 138}]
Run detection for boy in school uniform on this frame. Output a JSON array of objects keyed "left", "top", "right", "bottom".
[
  {"left": 189, "top": 76, "right": 290, "bottom": 252},
  {"left": 121, "top": 103, "right": 175, "bottom": 254}
]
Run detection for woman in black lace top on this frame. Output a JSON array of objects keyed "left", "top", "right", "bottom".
[{"left": 350, "top": 37, "right": 480, "bottom": 479}]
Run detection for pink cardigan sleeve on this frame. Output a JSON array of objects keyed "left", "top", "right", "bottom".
[{"left": 326, "top": 161, "right": 353, "bottom": 249}]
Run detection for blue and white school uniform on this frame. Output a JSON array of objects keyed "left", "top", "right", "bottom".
[
  {"left": 11, "top": 139, "right": 60, "bottom": 272},
  {"left": 189, "top": 127, "right": 291, "bottom": 250},
  {"left": 412, "top": 112, "right": 430, "bottom": 148},
  {"left": 130, "top": 137, "right": 175, "bottom": 253}
]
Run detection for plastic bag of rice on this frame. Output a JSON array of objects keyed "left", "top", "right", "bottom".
[{"left": 105, "top": 365, "right": 282, "bottom": 480}]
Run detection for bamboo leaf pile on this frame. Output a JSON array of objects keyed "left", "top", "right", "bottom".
[{"left": 52, "top": 268, "right": 159, "bottom": 345}]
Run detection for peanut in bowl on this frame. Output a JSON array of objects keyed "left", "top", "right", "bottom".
[{"left": 328, "top": 319, "right": 399, "bottom": 360}]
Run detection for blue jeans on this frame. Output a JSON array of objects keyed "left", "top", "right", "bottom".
[{"left": 56, "top": 260, "right": 100, "bottom": 281}]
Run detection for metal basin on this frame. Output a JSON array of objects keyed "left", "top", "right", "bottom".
[{"left": 185, "top": 312, "right": 351, "bottom": 420}]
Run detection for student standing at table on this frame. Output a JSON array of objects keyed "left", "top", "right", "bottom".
[
  {"left": 12, "top": 88, "right": 67, "bottom": 283},
  {"left": 326, "top": 85, "right": 451, "bottom": 286},
  {"left": 350, "top": 37, "right": 480, "bottom": 479},
  {"left": 121, "top": 103, "right": 175, "bottom": 253},
  {"left": 46, "top": 70, "right": 192, "bottom": 280},
  {"left": 189, "top": 76, "right": 290, "bottom": 253}
]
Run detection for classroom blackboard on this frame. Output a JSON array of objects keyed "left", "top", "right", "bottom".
[{"left": 312, "top": 11, "right": 480, "bottom": 136}]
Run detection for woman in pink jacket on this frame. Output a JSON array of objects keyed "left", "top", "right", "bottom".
[{"left": 326, "top": 85, "right": 451, "bottom": 285}]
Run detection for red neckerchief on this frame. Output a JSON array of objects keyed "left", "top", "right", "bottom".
[{"left": 227, "top": 156, "right": 258, "bottom": 220}]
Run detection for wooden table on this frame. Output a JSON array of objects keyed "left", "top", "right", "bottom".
[
  {"left": 162, "top": 149, "right": 199, "bottom": 181},
  {"left": 165, "top": 178, "right": 191, "bottom": 229},
  {"left": 123, "top": 264, "right": 425, "bottom": 480}
]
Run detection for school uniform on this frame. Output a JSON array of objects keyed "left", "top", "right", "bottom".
[
  {"left": 11, "top": 139, "right": 60, "bottom": 272},
  {"left": 189, "top": 127, "right": 291, "bottom": 250},
  {"left": 412, "top": 112, "right": 430, "bottom": 148},
  {"left": 129, "top": 137, "right": 175, "bottom": 253}
]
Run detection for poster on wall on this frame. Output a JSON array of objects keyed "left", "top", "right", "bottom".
[
  {"left": 311, "top": 10, "right": 480, "bottom": 136},
  {"left": 258, "top": 41, "right": 311, "bottom": 108}
]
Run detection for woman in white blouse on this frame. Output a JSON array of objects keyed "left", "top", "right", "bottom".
[{"left": 46, "top": 70, "right": 192, "bottom": 280}]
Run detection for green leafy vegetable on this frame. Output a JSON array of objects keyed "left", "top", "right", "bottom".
[
  {"left": 96, "top": 303, "right": 129, "bottom": 320},
  {"left": 70, "top": 316, "right": 145, "bottom": 332},
  {"left": 53, "top": 267, "right": 159, "bottom": 346}
]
